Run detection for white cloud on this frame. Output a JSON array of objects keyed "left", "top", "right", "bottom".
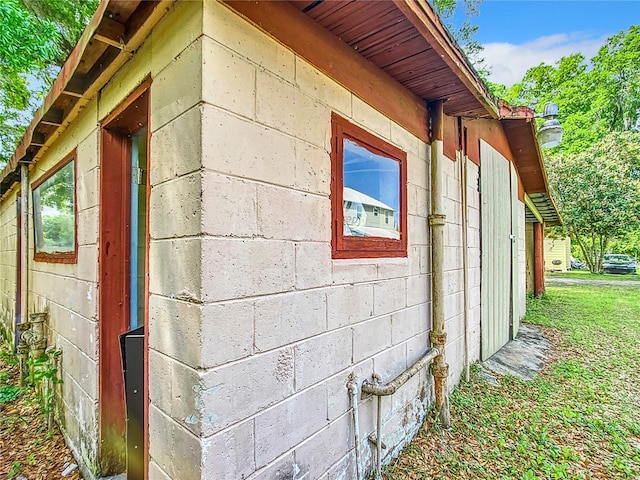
[{"left": 483, "top": 32, "right": 608, "bottom": 86}]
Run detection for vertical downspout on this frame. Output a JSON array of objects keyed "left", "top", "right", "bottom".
[
  {"left": 459, "top": 150, "right": 470, "bottom": 383},
  {"left": 19, "top": 162, "right": 29, "bottom": 343},
  {"left": 533, "top": 222, "right": 545, "bottom": 297},
  {"left": 428, "top": 100, "right": 450, "bottom": 427}
]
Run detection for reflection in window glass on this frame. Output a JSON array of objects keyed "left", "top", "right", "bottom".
[
  {"left": 33, "top": 161, "right": 75, "bottom": 253},
  {"left": 343, "top": 139, "right": 400, "bottom": 239}
]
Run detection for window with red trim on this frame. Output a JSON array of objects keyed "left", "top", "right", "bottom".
[
  {"left": 32, "top": 151, "right": 77, "bottom": 263},
  {"left": 331, "top": 113, "right": 407, "bottom": 259}
]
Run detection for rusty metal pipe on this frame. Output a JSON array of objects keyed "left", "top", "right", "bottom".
[
  {"left": 362, "top": 347, "right": 439, "bottom": 478},
  {"left": 362, "top": 348, "right": 439, "bottom": 397},
  {"left": 429, "top": 101, "right": 451, "bottom": 428}
]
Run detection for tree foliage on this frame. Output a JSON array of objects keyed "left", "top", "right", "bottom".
[
  {"left": 0, "top": 0, "right": 98, "bottom": 168},
  {"left": 498, "top": 27, "right": 640, "bottom": 270},
  {"left": 502, "top": 26, "right": 640, "bottom": 155},
  {"left": 432, "top": 0, "right": 488, "bottom": 77},
  {"left": 546, "top": 131, "right": 640, "bottom": 272}
]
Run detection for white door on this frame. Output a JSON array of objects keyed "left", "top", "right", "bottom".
[{"left": 480, "top": 141, "right": 512, "bottom": 360}]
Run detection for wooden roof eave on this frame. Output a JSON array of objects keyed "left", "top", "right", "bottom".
[
  {"left": 0, "top": 0, "right": 177, "bottom": 198},
  {"left": 1, "top": 0, "right": 110, "bottom": 179},
  {"left": 499, "top": 110, "right": 562, "bottom": 226},
  {"left": 392, "top": 0, "right": 499, "bottom": 119}
]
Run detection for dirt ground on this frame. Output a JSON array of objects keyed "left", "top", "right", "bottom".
[{"left": 0, "top": 346, "right": 82, "bottom": 480}]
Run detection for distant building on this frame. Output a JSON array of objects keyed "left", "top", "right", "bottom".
[
  {"left": 343, "top": 187, "right": 399, "bottom": 238},
  {"left": 545, "top": 237, "right": 571, "bottom": 271}
]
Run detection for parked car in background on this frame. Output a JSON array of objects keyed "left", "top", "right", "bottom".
[
  {"left": 602, "top": 254, "right": 637, "bottom": 274},
  {"left": 570, "top": 257, "right": 587, "bottom": 270}
]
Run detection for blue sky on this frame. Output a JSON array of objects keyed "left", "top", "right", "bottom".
[{"left": 452, "top": 0, "right": 640, "bottom": 86}]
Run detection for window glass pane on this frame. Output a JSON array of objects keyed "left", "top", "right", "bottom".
[
  {"left": 33, "top": 161, "right": 75, "bottom": 253},
  {"left": 343, "top": 139, "right": 400, "bottom": 239}
]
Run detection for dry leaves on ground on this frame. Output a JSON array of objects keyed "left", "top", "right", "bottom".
[{"left": 0, "top": 347, "right": 82, "bottom": 480}]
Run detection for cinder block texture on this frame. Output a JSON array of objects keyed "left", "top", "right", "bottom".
[
  {"left": 0, "top": 1, "right": 514, "bottom": 479},
  {"left": 254, "top": 385, "right": 328, "bottom": 467},
  {"left": 191, "top": 3, "right": 437, "bottom": 478},
  {"left": 202, "top": 420, "right": 256, "bottom": 479}
]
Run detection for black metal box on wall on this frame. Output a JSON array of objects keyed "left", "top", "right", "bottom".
[{"left": 120, "top": 325, "right": 144, "bottom": 480}]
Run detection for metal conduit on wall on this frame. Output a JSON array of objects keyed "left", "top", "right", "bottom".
[
  {"left": 358, "top": 101, "right": 451, "bottom": 479},
  {"left": 428, "top": 100, "right": 450, "bottom": 428},
  {"left": 19, "top": 163, "right": 29, "bottom": 348}
]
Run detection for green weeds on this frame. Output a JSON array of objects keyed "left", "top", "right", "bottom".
[{"left": 384, "top": 284, "right": 640, "bottom": 479}]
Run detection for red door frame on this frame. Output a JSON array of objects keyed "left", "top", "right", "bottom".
[{"left": 98, "top": 79, "right": 151, "bottom": 476}]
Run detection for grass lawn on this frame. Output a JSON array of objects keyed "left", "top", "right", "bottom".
[
  {"left": 546, "top": 270, "right": 640, "bottom": 281},
  {"left": 382, "top": 285, "right": 640, "bottom": 479}
]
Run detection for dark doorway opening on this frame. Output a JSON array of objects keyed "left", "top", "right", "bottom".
[{"left": 98, "top": 79, "right": 150, "bottom": 477}]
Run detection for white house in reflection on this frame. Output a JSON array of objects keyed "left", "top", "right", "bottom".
[{"left": 343, "top": 187, "right": 399, "bottom": 239}]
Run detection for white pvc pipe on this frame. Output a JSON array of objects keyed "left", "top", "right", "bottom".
[
  {"left": 19, "top": 163, "right": 29, "bottom": 346},
  {"left": 349, "top": 382, "right": 362, "bottom": 480},
  {"left": 460, "top": 152, "right": 470, "bottom": 382}
]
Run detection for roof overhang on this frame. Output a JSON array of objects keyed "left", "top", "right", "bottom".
[
  {"left": 2, "top": 0, "right": 560, "bottom": 229},
  {"left": 0, "top": 0, "right": 176, "bottom": 197},
  {"left": 289, "top": 0, "right": 499, "bottom": 118},
  {"left": 499, "top": 103, "right": 561, "bottom": 226},
  {"left": 526, "top": 193, "right": 561, "bottom": 226}
]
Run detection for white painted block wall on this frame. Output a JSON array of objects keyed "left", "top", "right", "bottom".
[
  {"left": 145, "top": 2, "right": 472, "bottom": 478},
  {"left": 0, "top": 1, "right": 488, "bottom": 477},
  {"left": 24, "top": 99, "right": 101, "bottom": 469},
  {"left": 0, "top": 189, "right": 18, "bottom": 342}
]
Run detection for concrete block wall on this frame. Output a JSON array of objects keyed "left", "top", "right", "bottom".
[
  {"left": 25, "top": 96, "right": 101, "bottom": 470},
  {"left": 465, "top": 160, "right": 482, "bottom": 362},
  {"left": 142, "top": 2, "right": 436, "bottom": 478},
  {"left": 440, "top": 155, "right": 482, "bottom": 385},
  {"left": 0, "top": 189, "right": 18, "bottom": 342},
  {"left": 0, "top": 1, "right": 207, "bottom": 476},
  {"left": 143, "top": 1, "right": 211, "bottom": 478},
  {"left": 0, "top": 1, "right": 491, "bottom": 478}
]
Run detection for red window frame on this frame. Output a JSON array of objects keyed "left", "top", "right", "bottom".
[
  {"left": 331, "top": 113, "right": 408, "bottom": 259},
  {"left": 32, "top": 150, "right": 78, "bottom": 264}
]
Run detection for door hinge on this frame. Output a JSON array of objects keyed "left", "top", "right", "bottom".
[{"left": 133, "top": 167, "right": 146, "bottom": 185}]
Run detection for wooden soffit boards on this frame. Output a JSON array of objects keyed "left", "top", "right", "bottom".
[
  {"left": 500, "top": 116, "right": 562, "bottom": 226},
  {"left": 289, "top": 0, "right": 499, "bottom": 119},
  {"left": 500, "top": 117, "right": 549, "bottom": 194}
]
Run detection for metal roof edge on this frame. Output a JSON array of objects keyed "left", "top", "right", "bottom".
[{"left": 1, "top": 1, "right": 112, "bottom": 186}]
